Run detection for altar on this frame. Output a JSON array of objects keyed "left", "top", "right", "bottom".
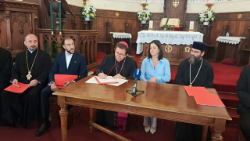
[{"left": 136, "top": 30, "right": 203, "bottom": 68}]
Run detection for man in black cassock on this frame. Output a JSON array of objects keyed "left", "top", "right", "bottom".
[
  {"left": 95, "top": 41, "right": 137, "bottom": 130},
  {"left": 0, "top": 47, "right": 12, "bottom": 122},
  {"left": 236, "top": 66, "right": 250, "bottom": 141},
  {"left": 1, "top": 34, "right": 52, "bottom": 128},
  {"left": 174, "top": 41, "right": 214, "bottom": 141}
]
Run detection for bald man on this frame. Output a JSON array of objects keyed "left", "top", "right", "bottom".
[{"left": 1, "top": 34, "right": 52, "bottom": 128}]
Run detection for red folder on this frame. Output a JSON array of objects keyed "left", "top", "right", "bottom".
[
  {"left": 94, "top": 76, "right": 118, "bottom": 85},
  {"left": 4, "top": 82, "right": 29, "bottom": 93},
  {"left": 183, "top": 86, "right": 225, "bottom": 107},
  {"left": 54, "top": 74, "right": 78, "bottom": 88},
  {"left": 183, "top": 86, "right": 210, "bottom": 96},
  {"left": 194, "top": 93, "right": 225, "bottom": 107}
]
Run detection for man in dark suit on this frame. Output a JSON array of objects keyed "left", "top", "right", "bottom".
[
  {"left": 35, "top": 37, "right": 87, "bottom": 136},
  {"left": 236, "top": 66, "right": 250, "bottom": 140}
]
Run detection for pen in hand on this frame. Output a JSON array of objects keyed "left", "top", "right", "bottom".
[{"left": 13, "top": 84, "right": 21, "bottom": 88}]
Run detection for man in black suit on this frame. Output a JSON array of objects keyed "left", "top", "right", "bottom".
[
  {"left": 237, "top": 66, "right": 250, "bottom": 141},
  {"left": 35, "top": 37, "right": 87, "bottom": 136}
]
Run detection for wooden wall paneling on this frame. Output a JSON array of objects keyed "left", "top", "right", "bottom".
[
  {"left": 210, "top": 21, "right": 229, "bottom": 45},
  {"left": 127, "top": 19, "right": 139, "bottom": 42},
  {"left": 164, "top": 0, "right": 187, "bottom": 26}
]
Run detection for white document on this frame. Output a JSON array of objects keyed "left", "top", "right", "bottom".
[{"left": 85, "top": 76, "right": 128, "bottom": 86}]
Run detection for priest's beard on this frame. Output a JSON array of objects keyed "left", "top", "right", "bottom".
[{"left": 188, "top": 56, "right": 202, "bottom": 64}]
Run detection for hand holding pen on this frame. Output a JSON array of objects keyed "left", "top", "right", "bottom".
[{"left": 98, "top": 70, "right": 107, "bottom": 79}]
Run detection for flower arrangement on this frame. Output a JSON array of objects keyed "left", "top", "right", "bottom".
[
  {"left": 198, "top": 9, "right": 215, "bottom": 25},
  {"left": 137, "top": 9, "right": 152, "bottom": 23},
  {"left": 82, "top": 5, "right": 96, "bottom": 21}
]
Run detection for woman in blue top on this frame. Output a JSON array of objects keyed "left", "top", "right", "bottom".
[{"left": 140, "top": 40, "right": 171, "bottom": 134}]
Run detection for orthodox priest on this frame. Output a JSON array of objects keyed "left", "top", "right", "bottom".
[
  {"left": 95, "top": 41, "right": 137, "bottom": 131},
  {"left": 0, "top": 47, "right": 12, "bottom": 122},
  {"left": 1, "top": 34, "right": 52, "bottom": 128},
  {"left": 174, "top": 41, "right": 214, "bottom": 141}
]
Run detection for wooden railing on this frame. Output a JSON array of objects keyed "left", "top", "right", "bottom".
[{"left": 37, "top": 29, "right": 99, "bottom": 71}]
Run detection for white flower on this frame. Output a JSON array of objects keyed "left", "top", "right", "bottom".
[
  {"left": 205, "top": 18, "right": 208, "bottom": 21},
  {"left": 199, "top": 13, "right": 205, "bottom": 18},
  {"left": 211, "top": 18, "right": 214, "bottom": 21},
  {"left": 200, "top": 18, "right": 204, "bottom": 22},
  {"left": 207, "top": 10, "right": 213, "bottom": 18}
]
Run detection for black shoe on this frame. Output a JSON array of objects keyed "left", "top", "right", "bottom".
[{"left": 35, "top": 123, "right": 51, "bottom": 136}]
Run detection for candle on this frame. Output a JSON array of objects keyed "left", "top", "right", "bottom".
[
  {"left": 50, "top": 2, "right": 53, "bottom": 35},
  {"left": 59, "top": 1, "right": 62, "bottom": 35}
]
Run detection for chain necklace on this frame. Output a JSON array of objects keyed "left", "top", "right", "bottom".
[
  {"left": 26, "top": 50, "right": 38, "bottom": 80},
  {"left": 115, "top": 57, "right": 126, "bottom": 74},
  {"left": 189, "top": 58, "right": 203, "bottom": 86}
]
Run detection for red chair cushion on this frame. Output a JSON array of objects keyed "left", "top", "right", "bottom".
[{"left": 221, "top": 58, "right": 236, "bottom": 65}]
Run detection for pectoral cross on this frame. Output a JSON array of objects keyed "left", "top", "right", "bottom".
[
  {"left": 26, "top": 71, "right": 32, "bottom": 80},
  {"left": 173, "top": 0, "right": 179, "bottom": 8}
]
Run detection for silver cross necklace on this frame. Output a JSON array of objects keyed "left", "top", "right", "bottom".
[{"left": 189, "top": 58, "right": 203, "bottom": 86}]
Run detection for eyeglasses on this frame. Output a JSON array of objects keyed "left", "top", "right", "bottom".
[{"left": 115, "top": 51, "right": 126, "bottom": 57}]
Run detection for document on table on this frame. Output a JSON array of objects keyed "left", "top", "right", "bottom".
[{"left": 85, "top": 76, "right": 128, "bottom": 86}]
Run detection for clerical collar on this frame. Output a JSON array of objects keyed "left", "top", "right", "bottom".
[
  {"left": 116, "top": 57, "right": 126, "bottom": 63},
  {"left": 28, "top": 49, "right": 36, "bottom": 54}
]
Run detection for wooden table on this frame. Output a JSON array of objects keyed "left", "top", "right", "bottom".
[{"left": 53, "top": 76, "right": 231, "bottom": 141}]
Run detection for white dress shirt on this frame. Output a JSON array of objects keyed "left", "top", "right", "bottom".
[{"left": 65, "top": 51, "right": 73, "bottom": 69}]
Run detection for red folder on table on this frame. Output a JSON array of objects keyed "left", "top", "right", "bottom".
[
  {"left": 54, "top": 74, "right": 78, "bottom": 88},
  {"left": 4, "top": 82, "right": 29, "bottom": 93},
  {"left": 183, "top": 86, "right": 210, "bottom": 96},
  {"left": 194, "top": 93, "right": 225, "bottom": 107},
  {"left": 183, "top": 86, "right": 225, "bottom": 107},
  {"left": 94, "top": 76, "right": 118, "bottom": 85}
]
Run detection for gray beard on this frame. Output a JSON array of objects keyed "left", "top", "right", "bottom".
[{"left": 188, "top": 57, "right": 200, "bottom": 64}]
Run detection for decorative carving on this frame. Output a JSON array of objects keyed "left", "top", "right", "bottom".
[
  {"left": 0, "top": 1, "right": 38, "bottom": 10},
  {"left": 238, "top": 14, "right": 242, "bottom": 19},
  {"left": 165, "top": 45, "right": 173, "bottom": 53},
  {"left": 185, "top": 46, "right": 190, "bottom": 52},
  {"left": 186, "top": 12, "right": 250, "bottom": 21},
  {"left": 173, "top": 0, "right": 179, "bottom": 8},
  {"left": 115, "top": 12, "right": 119, "bottom": 17}
]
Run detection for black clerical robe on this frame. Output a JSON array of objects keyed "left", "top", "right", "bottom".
[
  {"left": 0, "top": 47, "right": 12, "bottom": 123},
  {"left": 0, "top": 47, "right": 12, "bottom": 92},
  {"left": 95, "top": 54, "right": 137, "bottom": 130},
  {"left": 174, "top": 58, "right": 214, "bottom": 141},
  {"left": 1, "top": 50, "right": 52, "bottom": 127}
]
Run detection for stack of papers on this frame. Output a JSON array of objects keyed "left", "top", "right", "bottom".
[
  {"left": 86, "top": 76, "right": 128, "bottom": 86},
  {"left": 183, "top": 86, "right": 225, "bottom": 107}
]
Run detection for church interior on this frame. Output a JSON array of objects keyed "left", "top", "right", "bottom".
[{"left": 0, "top": 0, "right": 250, "bottom": 141}]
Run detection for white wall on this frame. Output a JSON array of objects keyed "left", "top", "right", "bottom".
[
  {"left": 187, "top": 1, "right": 250, "bottom": 13},
  {"left": 66, "top": 0, "right": 164, "bottom": 13},
  {"left": 13, "top": 0, "right": 250, "bottom": 13}
]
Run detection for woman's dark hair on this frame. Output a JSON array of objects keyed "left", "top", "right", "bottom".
[
  {"left": 148, "top": 40, "right": 163, "bottom": 60},
  {"left": 115, "top": 42, "right": 129, "bottom": 54}
]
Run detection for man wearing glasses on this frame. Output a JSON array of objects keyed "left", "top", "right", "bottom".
[{"left": 95, "top": 41, "right": 137, "bottom": 131}]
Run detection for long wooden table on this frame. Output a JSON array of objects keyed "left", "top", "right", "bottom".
[{"left": 53, "top": 76, "right": 231, "bottom": 141}]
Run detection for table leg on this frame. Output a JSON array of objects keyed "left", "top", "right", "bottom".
[
  {"left": 89, "top": 108, "right": 94, "bottom": 132},
  {"left": 59, "top": 103, "right": 68, "bottom": 141},
  {"left": 212, "top": 119, "right": 226, "bottom": 141}
]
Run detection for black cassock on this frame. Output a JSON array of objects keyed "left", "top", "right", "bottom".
[
  {"left": 1, "top": 50, "right": 51, "bottom": 127},
  {"left": 95, "top": 54, "right": 137, "bottom": 129},
  {"left": 0, "top": 48, "right": 12, "bottom": 121},
  {"left": 174, "top": 58, "right": 214, "bottom": 141}
]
